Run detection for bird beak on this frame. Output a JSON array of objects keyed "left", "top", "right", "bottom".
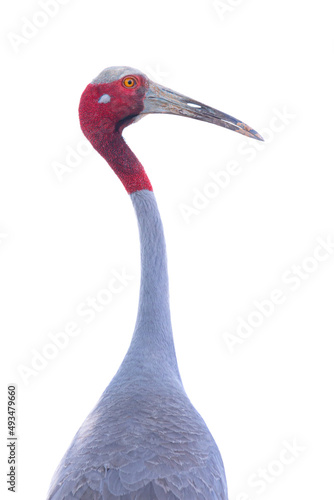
[{"left": 142, "top": 80, "right": 263, "bottom": 141}]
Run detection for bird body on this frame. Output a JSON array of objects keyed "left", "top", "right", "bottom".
[{"left": 47, "top": 67, "right": 262, "bottom": 500}]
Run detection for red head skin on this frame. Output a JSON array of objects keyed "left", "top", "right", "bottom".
[{"left": 79, "top": 75, "right": 153, "bottom": 194}]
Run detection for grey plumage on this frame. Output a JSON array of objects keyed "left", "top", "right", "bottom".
[
  {"left": 47, "top": 190, "right": 228, "bottom": 499},
  {"left": 44, "top": 63, "right": 261, "bottom": 499}
]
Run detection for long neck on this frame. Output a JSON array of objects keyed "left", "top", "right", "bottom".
[
  {"left": 126, "top": 190, "right": 180, "bottom": 379},
  {"left": 92, "top": 130, "right": 181, "bottom": 380}
]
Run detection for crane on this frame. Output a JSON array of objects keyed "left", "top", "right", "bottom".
[{"left": 47, "top": 66, "right": 263, "bottom": 500}]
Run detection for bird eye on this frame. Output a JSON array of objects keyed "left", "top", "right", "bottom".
[{"left": 122, "top": 76, "right": 137, "bottom": 88}]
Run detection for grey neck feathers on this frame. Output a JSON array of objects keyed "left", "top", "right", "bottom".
[{"left": 117, "top": 190, "right": 181, "bottom": 382}]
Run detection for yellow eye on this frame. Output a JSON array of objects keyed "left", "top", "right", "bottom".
[{"left": 122, "top": 76, "right": 137, "bottom": 88}]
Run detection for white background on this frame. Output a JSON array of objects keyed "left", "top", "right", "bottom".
[{"left": 1, "top": 1, "right": 334, "bottom": 499}]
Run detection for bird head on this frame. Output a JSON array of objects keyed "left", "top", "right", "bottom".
[
  {"left": 79, "top": 66, "right": 263, "bottom": 143},
  {"left": 78, "top": 66, "right": 263, "bottom": 193}
]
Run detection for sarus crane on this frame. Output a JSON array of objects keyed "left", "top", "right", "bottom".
[{"left": 47, "top": 66, "right": 263, "bottom": 500}]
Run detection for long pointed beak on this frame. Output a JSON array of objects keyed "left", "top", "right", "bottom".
[{"left": 142, "top": 80, "right": 263, "bottom": 141}]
